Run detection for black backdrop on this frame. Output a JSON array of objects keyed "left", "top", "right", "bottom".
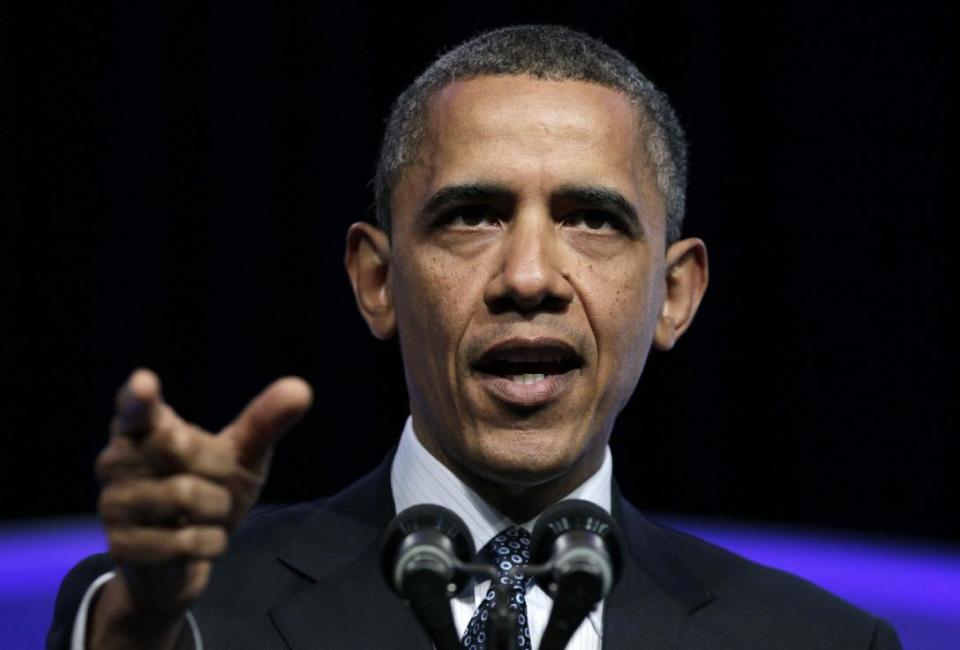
[{"left": 2, "top": 2, "right": 956, "bottom": 541}]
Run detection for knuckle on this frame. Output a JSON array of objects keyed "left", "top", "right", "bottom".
[
  {"left": 176, "top": 526, "right": 227, "bottom": 557},
  {"left": 175, "top": 527, "right": 202, "bottom": 554},
  {"left": 170, "top": 425, "right": 195, "bottom": 458},
  {"left": 174, "top": 526, "right": 198, "bottom": 553},
  {"left": 169, "top": 475, "right": 199, "bottom": 510},
  {"left": 150, "top": 424, "right": 194, "bottom": 469}
]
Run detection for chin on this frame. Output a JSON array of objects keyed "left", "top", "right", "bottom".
[{"left": 463, "top": 429, "right": 581, "bottom": 488}]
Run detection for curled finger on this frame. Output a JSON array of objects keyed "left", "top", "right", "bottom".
[
  {"left": 99, "top": 475, "right": 233, "bottom": 526},
  {"left": 107, "top": 525, "right": 229, "bottom": 564},
  {"left": 95, "top": 437, "right": 152, "bottom": 483},
  {"left": 142, "top": 422, "right": 237, "bottom": 479}
]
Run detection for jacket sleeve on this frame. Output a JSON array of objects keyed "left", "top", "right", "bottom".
[
  {"left": 46, "top": 553, "right": 114, "bottom": 650},
  {"left": 869, "top": 617, "right": 903, "bottom": 650}
]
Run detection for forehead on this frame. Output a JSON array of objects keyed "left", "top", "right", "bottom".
[
  {"left": 428, "top": 75, "right": 640, "bottom": 136},
  {"left": 395, "top": 75, "right": 664, "bottom": 227}
]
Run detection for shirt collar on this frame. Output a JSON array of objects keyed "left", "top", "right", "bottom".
[{"left": 390, "top": 415, "right": 613, "bottom": 552}]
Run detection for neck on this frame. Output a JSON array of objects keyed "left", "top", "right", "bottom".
[
  {"left": 457, "top": 465, "right": 602, "bottom": 523},
  {"left": 412, "top": 422, "right": 607, "bottom": 523}
]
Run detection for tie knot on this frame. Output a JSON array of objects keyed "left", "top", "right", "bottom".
[{"left": 481, "top": 526, "right": 532, "bottom": 584}]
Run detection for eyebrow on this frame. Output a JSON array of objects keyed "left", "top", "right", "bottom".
[
  {"left": 419, "top": 181, "right": 644, "bottom": 237},
  {"left": 420, "top": 182, "right": 515, "bottom": 218},
  {"left": 553, "top": 184, "right": 644, "bottom": 237}
]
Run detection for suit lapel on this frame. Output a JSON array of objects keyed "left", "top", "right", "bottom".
[
  {"left": 270, "top": 543, "right": 430, "bottom": 649},
  {"left": 263, "top": 456, "right": 734, "bottom": 649},
  {"left": 603, "top": 487, "right": 734, "bottom": 650},
  {"left": 267, "top": 453, "right": 432, "bottom": 650}
]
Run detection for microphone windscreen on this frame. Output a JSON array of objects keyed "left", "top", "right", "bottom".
[
  {"left": 379, "top": 504, "right": 475, "bottom": 596},
  {"left": 530, "top": 499, "right": 625, "bottom": 597}
]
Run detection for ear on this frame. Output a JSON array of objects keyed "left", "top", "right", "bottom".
[
  {"left": 345, "top": 222, "right": 396, "bottom": 340},
  {"left": 653, "top": 237, "right": 709, "bottom": 351}
]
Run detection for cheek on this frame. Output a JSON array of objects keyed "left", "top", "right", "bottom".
[
  {"left": 582, "top": 262, "right": 662, "bottom": 381},
  {"left": 610, "top": 295, "right": 653, "bottom": 371},
  {"left": 393, "top": 251, "right": 482, "bottom": 369}
]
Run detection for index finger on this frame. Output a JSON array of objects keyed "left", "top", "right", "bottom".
[{"left": 112, "top": 368, "right": 164, "bottom": 439}]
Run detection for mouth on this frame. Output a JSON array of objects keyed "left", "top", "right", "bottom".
[{"left": 470, "top": 337, "right": 584, "bottom": 408}]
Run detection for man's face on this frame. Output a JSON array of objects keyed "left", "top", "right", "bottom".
[{"left": 353, "top": 76, "right": 702, "bottom": 495}]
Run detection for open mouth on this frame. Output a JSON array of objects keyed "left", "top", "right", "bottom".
[
  {"left": 471, "top": 341, "right": 584, "bottom": 381},
  {"left": 470, "top": 338, "right": 584, "bottom": 407}
]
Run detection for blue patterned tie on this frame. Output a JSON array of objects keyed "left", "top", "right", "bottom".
[{"left": 461, "top": 526, "right": 533, "bottom": 649}]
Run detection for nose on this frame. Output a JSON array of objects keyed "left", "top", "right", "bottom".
[{"left": 483, "top": 213, "right": 575, "bottom": 314}]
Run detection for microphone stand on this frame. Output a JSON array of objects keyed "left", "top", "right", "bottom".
[
  {"left": 536, "top": 570, "right": 601, "bottom": 650},
  {"left": 404, "top": 567, "right": 463, "bottom": 650},
  {"left": 487, "top": 580, "right": 519, "bottom": 650}
]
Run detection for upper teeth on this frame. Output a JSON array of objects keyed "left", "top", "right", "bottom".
[{"left": 509, "top": 374, "right": 546, "bottom": 384}]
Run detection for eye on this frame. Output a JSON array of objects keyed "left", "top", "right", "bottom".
[
  {"left": 563, "top": 209, "right": 623, "bottom": 232},
  {"left": 438, "top": 205, "right": 501, "bottom": 228}
]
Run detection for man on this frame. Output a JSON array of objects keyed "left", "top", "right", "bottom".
[{"left": 49, "top": 25, "right": 901, "bottom": 649}]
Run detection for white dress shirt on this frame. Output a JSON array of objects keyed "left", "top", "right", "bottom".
[
  {"left": 72, "top": 415, "right": 613, "bottom": 650},
  {"left": 392, "top": 416, "right": 612, "bottom": 650},
  {"left": 70, "top": 571, "right": 203, "bottom": 650}
]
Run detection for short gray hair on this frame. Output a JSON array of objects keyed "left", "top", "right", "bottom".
[{"left": 374, "top": 24, "right": 688, "bottom": 243}]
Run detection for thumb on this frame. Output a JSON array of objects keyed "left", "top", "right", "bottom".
[{"left": 220, "top": 377, "right": 313, "bottom": 473}]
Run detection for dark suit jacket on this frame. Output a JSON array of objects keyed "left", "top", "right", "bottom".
[{"left": 49, "top": 454, "right": 901, "bottom": 649}]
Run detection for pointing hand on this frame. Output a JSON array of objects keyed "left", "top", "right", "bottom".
[{"left": 89, "top": 369, "right": 312, "bottom": 649}]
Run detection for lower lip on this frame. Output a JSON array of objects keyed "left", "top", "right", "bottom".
[{"left": 474, "top": 370, "right": 578, "bottom": 408}]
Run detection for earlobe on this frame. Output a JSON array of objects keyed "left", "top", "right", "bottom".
[
  {"left": 344, "top": 222, "right": 396, "bottom": 340},
  {"left": 653, "top": 238, "right": 709, "bottom": 351}
]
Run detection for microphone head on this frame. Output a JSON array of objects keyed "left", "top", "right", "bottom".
[
  {"left": 530, "top": 499, "right": 625, "bottom": 600},
  {"left": 380, "top": 504, "right": 476, "bottom": 598}
]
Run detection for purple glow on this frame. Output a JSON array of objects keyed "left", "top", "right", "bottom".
[
  {"left": 2, "top": 515, "right": 958, "bottom": 648},
  {"left": 0, "top": 517, "right": 107, "bottom": 647},
  {"left": 1, "top": 518, "right": 106, "bottom": 595},
  {"left": 657, "top": 515, "right": 960, "bottom": 615},
  {"left": 657, "top": 515, "right": 960, "bottom": 649}
]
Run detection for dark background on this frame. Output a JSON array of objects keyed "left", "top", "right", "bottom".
[{"left": 2, "top": 2, "right": 956, "bottom": 541}]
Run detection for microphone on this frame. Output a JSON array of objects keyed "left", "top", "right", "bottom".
[
  {"left": 380, "top": 504, "right": 475, "bottom": 650},
  {"left": 530, "top": 500, "right": 625, "bottom": 650}
]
